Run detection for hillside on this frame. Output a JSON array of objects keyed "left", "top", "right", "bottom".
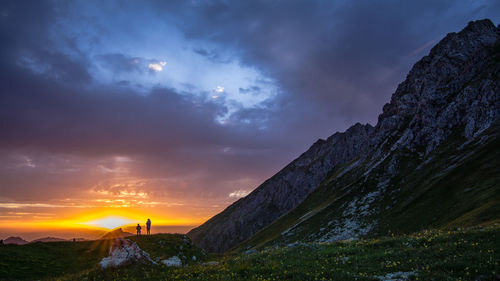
[
  {"left": 0, "top": 233, "right": 206, "bottom": 281},
  {"left": 30, "top": 237, "right": 67, "bottom": 243},
  {"left": 64, "top": 225, "right": 500, "bottom": 280},
  {"left": 100, "top": 228, "right": 134, "bottom": 240},
  {"left": 188, "top": 19, "right": 500, "bottom": 253}
]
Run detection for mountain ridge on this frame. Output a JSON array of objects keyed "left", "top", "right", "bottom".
[{"left": 188, "top": 19, "right": 500, "bottom": 253}]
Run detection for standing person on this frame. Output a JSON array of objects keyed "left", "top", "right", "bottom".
[
  {"left": 146, "top": 218, "right": 151, "bottom": 235},
  {"left": 136, "top": 223, "right": 142, "bottom": 236}
]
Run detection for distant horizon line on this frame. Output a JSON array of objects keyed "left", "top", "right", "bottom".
[{"left": 1, "top": 224, "right": 197, "bottom": 241}]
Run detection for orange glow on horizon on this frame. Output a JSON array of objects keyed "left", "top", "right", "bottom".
[{"left": 0, "top": 207, "right": 210, "bottom": 232}]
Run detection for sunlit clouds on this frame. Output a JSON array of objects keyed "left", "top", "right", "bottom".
[
  {"left": 211, "top": 85, "right": 225, "bottom": 99},
  {"left": 215, "top": 85, "right": 225, "bottom": 93},
  {"left": 148, "top": 61, "right": 166, "bottom": 72},
  {"left": 228, "top": 190, "right": 251, "bottom": 198}
]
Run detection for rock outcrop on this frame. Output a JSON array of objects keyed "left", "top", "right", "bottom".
[
  {"left": 161, "top": 256, "right": 182, "bottom": 267},
  {"left": 188, "top": 19, "right": 500, "bottom": 253},
  {"left": 99, "top": 238, "right": 156, "bottom": 269}
]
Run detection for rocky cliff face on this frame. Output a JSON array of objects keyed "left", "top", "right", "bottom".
[
  {"left": 188, "top": 19, "right": 500, "bottom": 253},
  {"left": 374, "top": 19, "right": 500, "bottom": 154}
]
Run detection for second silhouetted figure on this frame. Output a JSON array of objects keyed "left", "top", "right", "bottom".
[{"left": 146, "top": 218, "right": 151, "bottom": 235}]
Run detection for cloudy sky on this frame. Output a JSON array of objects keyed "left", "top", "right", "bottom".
[{"left": 1, "top": 0, "right": 499, "bottom": 238}]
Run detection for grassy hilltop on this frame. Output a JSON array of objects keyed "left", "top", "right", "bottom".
[{"left": 0, "top": 233, "right": 207, "bottom": 281}]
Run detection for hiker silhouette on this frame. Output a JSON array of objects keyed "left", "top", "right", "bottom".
[
  {"left": 136, "top": 223, "right": 142, "bottom": 236},
  {"left": 146, "top": 219, "right": 151, "bottom": 235}
]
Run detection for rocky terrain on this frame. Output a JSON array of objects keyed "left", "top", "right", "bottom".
[{"left": 188, "top": 19, "right": 500, "bottom": 253}]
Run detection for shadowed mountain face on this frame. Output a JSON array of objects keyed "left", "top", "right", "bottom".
[{"left": 188, "top": 19, "right": 500, "bottom": 253}]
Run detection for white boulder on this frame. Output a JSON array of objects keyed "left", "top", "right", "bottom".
[
  {"left": 99, "top": 238, "right": 156, "bottom": 269},
  {"left": 161, "top": 256, "right": 182, "bottom": 267}
]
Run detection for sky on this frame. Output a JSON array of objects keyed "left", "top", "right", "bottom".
[{"left": 1, "top": 0, "right": 499, "bottom": 240}]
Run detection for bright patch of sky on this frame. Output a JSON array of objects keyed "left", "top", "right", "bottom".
[
  {"left": 51, "top": 1, "right": 278, "bottom": 120},
  {"left": 148, "top": 61, "right": 166, "bottom": 72},
  {"left": 81, "top": 215, "right": 134, "bottom": 229}
]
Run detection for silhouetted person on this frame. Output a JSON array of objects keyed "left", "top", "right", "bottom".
[
  {"left": 136, "top": 223, "right": 142, "bottom": 236},
  {"left": 0, "top": 239, "right": 3, "bottom": 246},
  {"left": 146, "top": 218, "right": 151, "bottom": 235}
]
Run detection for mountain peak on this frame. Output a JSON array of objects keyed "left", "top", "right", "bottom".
[
  {"left": 427, "top": 19, "right": 499, "bottom": 58},
  {"left": 463, "top": 19, "right": 497, "bottom": 34}
]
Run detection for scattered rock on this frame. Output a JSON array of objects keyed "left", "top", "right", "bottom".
[
  {"left": 161, "top": 256, "right": 182, "bottom": 267},
  {"left": 244, "top": 249, "right": 258, "bottom": 254},
  {"left": 340, "top": 257, "right": 350, "bottom": 264},
  {"left": 192, "top": 256, "right": 197, "bottom": 261},
  {"left": 375, "top": 271, "right": 417, "bottom": 281},
  {"left": 202, "top": 261, "right": 219, "bottom": 266}
]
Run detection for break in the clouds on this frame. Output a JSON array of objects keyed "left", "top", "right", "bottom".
[{"left": 1, "top": 0, "right": 500, "bottom": 226}]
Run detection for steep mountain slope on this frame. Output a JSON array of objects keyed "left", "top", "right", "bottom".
[
  {"left": 188, "top": 123, "right": 374, "bottom": 252},
  {"left": 189, "top": 19, "right": 500, "bottom": 253},
  {"left": 234, "top": 121, "right": 500, "bottom": 251}
]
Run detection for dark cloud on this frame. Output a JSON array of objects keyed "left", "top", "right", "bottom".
[
  {"left": 96, "top": 53, "right": 144, "bottom": 73},
  {"left": 0, "top": 0, "right": 292, "bottom": 208},
  {"left": 239, "top": 86, "right": 261, "bottom": 95},
  {"left": 153, "top": 0, "right": 500, "bottom": 138},
  {"left": 193, "top": 48, "right": 230, "bottom": 63}
]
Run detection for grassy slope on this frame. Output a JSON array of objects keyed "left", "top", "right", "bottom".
[
  {"left": 64, "top": 224, "right": 500, "bottom": 281},
  {"left": 233, "top": 122, "right": 500, "bottom": 252},
  {"left": 0, "top": 240, "right": 107, "bottom": 281},
  {"left": 0, "top": 234, "right": 207, "bottom": 281},
  {"left": 128, "top": 234, "right": 208, "bottom": 265}
]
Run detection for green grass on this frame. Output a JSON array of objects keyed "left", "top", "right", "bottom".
[
  {"left": 60, "top": 224, "right": 500, "bottom": 281},
  {"left": 128, "top": 234, "right": 208, "bottom": 265},
  {"left": 0, "top": 240, "right": 107, "bottom": 280}
]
